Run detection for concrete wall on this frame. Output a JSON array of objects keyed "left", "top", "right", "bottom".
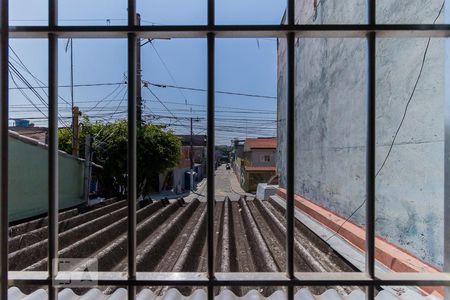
[
  {"left": 9, "top": 132, "right": 86, "bottom": 222},
  {"left": 173, "top": 167, "right": 190, "bottom": 193},
  {"left": 242, "top": 171, "right": 276, "bottom": 193},
  {"left": 277, "top": 0, "right": 445, "bottom": 267}
]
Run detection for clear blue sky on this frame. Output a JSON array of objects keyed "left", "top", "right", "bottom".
[{"left": 8, "top": 0, "right": 285, "bottom": 144}]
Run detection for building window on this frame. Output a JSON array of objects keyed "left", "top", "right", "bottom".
[{"left": 262, "top": 155, "right": 271, "bottom": 162}]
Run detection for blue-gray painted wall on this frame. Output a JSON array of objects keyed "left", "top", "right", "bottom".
[{"left": 277, "top": 0, "right": 445, "bottom": 267}]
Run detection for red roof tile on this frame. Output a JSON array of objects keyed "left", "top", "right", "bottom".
[{"left": 245, "top": 138, "right": 277, "bottom": 150}]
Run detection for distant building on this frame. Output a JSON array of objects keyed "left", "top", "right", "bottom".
[
  {"left": 10, "top": 121, "right": 48, "bottom": 144},
  {"left": 177, "top": 134, "right": 207, "bottom": 147},
  {"left": 158, "top": 135, "right": 207, "bottom": 193},
  {"left": 237, "top": 137, "right": 277, "bottom": 192}
]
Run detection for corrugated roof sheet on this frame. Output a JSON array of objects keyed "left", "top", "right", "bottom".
[
  {"left": 245, "top": 138, "right": 277, "bottom": 150},
  {"left": 7, "top": 287, "right": 440, "bottom": 300}
]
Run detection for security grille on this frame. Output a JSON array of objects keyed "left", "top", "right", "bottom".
[{"left": 1, "top": 0, "right": 450, "bottom": 300}]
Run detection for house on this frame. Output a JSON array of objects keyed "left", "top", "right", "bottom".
[{"left": 238, "top": 137, "right": 277, "bottom": 192}]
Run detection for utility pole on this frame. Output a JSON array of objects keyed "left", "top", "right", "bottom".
[
  {"left": 72, "top": 106, "right": 80, "bottom": 156},
  {"left": 136, "top": 13, "right": 143, "bottom": 125},
  {"left": 190, "top": 117, "right": 194, "bottom": 191},
  {"left": 66, "top": 38, "right": 78, "bottom": 154},
  {"left": 84, "top": 134, "right": 93, "bottom": 205},
  {"left": 70, "top": 39, "right": 74, "bottom": 116},
  {"left": 189, "top": 117, "right": 200, "bottom": 191}
]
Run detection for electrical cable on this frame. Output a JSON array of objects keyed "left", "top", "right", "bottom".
[
  {"left": 149, "top": 41, "right": 191, "bottom": 106},
  {"left": 148, "top": 82, "right": 277, "bottom": 100},
  {"left": 8, "top": 48, "right": 78, "bottom": 130},
  {"left": 9, "top": 46, "right": 72, "bottom": 106},
  {"left": 92, "top": 88, "right": 128, "bottom": 147},
  {"left": 85, "top": 83, "right": 126, "bottom": 113},
  {"left": 324, "top": 1, "right": 445, "bottom": 243},
  {"left": 9, "top": 72, "right": 47, "bottom": 118},
  {"left": 144, "top": 85, "right": 190, "bottom": 130},
  {"left": 9, "top": 81, "right": 126, "bottom": 90},
  {"left": 10, "top": 79, "right": 277, "bottom": 100},
  {"left": 9, "top": 62, "right": 72, "bottom": 129}
]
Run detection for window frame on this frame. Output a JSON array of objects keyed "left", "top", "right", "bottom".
[{"left": 1, "top": 0, "right": 450, "bottom": 299}]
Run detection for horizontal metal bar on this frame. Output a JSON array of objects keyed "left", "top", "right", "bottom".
[
  {"left": 375, "top": 272, "right": 450, "bottom": 286},
  {"left": 8, "top": 24, "right": 450, "bottom": 38},
  {"left": 8, "top": 272, "right": 450, "bottom": 287},
  {"left": 8, "top": 271, "right": 48, "bottom": 286}
]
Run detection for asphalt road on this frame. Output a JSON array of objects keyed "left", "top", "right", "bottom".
[{"left": 190, "top": 164, "right": 254, "bottom": 202}]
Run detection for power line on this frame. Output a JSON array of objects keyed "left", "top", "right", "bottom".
[
  {"left": 148, "top": 81, "right": 277, "bottom": 100},
  {"left": 13, "top": 97, "right": 276, "bottom": 114},
  {"left": 92, "top": 88, "right": 128, "bottom": 147},
  {"left": 9, "top": 81, "right": 125, "bottom": 90},
  {"left": 9, "top": 72, "right": 47, "bottom": 118},
  {"left": 149, "top": 41, "right": 191, "bottom": 106},
  {"left": 85, "top": 83, "right": 126, "bottom": 113},
  {"left": 10, "top": 79, "right": 276, "bottom": 100},
  {"left": 8, "top": 60, "right": 73, "bottom": 129},
  {"left": 144, "top": 85, "right": 190, "bottom": 130},
  {"left": 324, "top": 0, "right": 445, "bottom": 243},
  {"left": 9, "top": 46, "right": 72, "bottom": 106}
]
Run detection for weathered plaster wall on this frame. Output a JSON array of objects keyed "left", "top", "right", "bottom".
[{"left": 277, "top": 0, "right": 445, "bottom": 267}]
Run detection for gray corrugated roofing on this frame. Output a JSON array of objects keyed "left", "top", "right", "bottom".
[
  {"left": 7, "top": 287, "right": 440, "bottom": 300},
  {"left": 7, "top": 193, "right": 435, "bottom": 299}
]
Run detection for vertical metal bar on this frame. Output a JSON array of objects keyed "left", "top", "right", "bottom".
[
  {"left": 208, "top": 0, "right": 214, "bottom": 28},
  {"left": 0, "top": 0, "right": 8, "bottom": 298},
  {"left": 286, "top": 31, "right": 295, "bottom": 300},
  {"left": 445, "top": 59, "right": 450, "bottom": 300},
  {"left": 136, "top": 13, "right": 142, "bottom": 125},
  {"left": 48, "top": 0, "right": 59, "bottom": 296},
  {"left": 207, "top": 0, "right": 215, "bottom": 299},
  {"left": 127, "top": 1, "right": 137, "bottom": 299},
  {"left": 207, "top": 32, "right": 216, "bottom": 300},
  {"left": 286, "top": 1, "right": 295, "bottom": 300},
  {"left": 366, "top": 1, "right": 376, "bottom": 299},
  {"left": 444, "top": 2, "right": 450, "bottom": 300},
  {"left": 287, "top": 0, "right": 295, "bottom": 25}
]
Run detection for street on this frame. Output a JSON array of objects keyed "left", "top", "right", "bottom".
[{"left": 190, "top": 164, "right": 254, "bottom": 202}]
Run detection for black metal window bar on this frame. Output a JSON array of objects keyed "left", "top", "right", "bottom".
[{"left": 1, "top": 0, "right": 450, "bottom": 299}]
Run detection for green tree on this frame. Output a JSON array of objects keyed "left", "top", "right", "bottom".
[{"left": 59, "top": 118, "right": 181, "bottom": 198}]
